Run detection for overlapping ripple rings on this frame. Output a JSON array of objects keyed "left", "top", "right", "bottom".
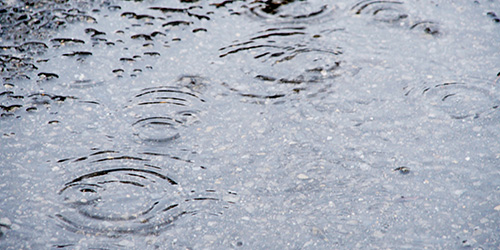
[{"left": 55, "top": 151, "right": 234, "bottom": 236}]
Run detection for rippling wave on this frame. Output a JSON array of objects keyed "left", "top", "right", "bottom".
[
  {"left": 350, "top": 0, "right": 440, "bottom": 36},
  {"left": 405, "top": 81, "right": 500, "bottom": 120},
  {"left": 219, "top": 25, "right": 342, "bottom": 99},
  {"left": 1, "top": 0, "right": 498, "bottom": 247},
  {"left": 122, "top": 76, "right": 206, "bottom": 143},
  {"left": 55, "top": 150, "right": 236, "bottom": 236},
  {"left": 245, "top": 0, "right": 336, "bottom": 23}
]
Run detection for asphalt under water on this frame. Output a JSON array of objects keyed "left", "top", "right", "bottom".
[{"left": 1, "top": 0, "right": 500, "bottom": 249}]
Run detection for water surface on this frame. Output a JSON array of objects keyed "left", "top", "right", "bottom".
[{"left": 1, "top": 0, "right": 500, "bottom": 249}]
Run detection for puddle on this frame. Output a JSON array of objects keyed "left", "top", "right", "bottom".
[{"left": 1, "top": 0, "right": 500, "bottom": 249}]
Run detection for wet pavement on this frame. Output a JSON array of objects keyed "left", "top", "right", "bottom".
[{"left": 1, "top": 0, "right": 500, "bottom": 249}]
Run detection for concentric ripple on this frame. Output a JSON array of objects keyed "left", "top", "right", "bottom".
[
  {"left": 57, "top": 168, "right": 183, "bottom": 235},
  {"left": 246, "top": 0, "right": 336, "bottom": 23},
  {"left": 55, "top": 151, "right": 236, "bottom": 236},
  {"left": 123, "top": 77, "right": 206, "bottom": 143},
  {"left": 351, "top": 0, "right": 407, "bottom": 23},
  {"left": 219, "top": 26, "right": 342, "bottom": 99},
  {"left": 351, "top": 0, "right": 440, "bottom": 36},
  {"left": 405, "top": 82, "right": 500, "bottom": 120}
]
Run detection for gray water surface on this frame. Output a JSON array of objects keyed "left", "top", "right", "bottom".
[{"left": 1, "top": 0, "right": 500, "bottom": 249}]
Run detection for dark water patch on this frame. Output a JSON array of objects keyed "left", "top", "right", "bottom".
[
  {"left": 1, "top": 1, "right": 213, "bottom": 83},
  {"left": 0, "top": 42, "right": 51, "bottom": 84},
  {"left": 393, "top": 166, "right": 410, "bottom": 174},
  {"left": 17, "top": 41, "right": 49, "bottom": 54},
  {"left": 192, "top": 27, "right": 207, "bottom": 32},
  {"left": 0, "top": 41, "right": 48, "bottom": 71},
  {"left": 147, "top": 5, "right": 211, "bottom": 38},
  {"left": 0, "top": 217, "right": 11, "bottom": 239},
  {"left": 486, "top": 11, "right": 500, "bottom": 23},
  {"left": 62, "top": 51, "right": 92, "bottom": 58},
  {"left": 149, "top": 7, "right": 188, "bottom": 13},
  {"left": 151, "top": 30, "right": 166, "bottom": 37},
  {"left": 63, "top": 13, "right": 97, "bottom": 24},
  {"left": 163, "top": 20, "right": 193, "bottom": 27},
  {"left": 54, "top": 151, "right": 235, "bottom": 236},
  {"left": 50, "top": 38, "right": 86, "bottom": 46},
  {"left": 112, "top": 68, "right": 125, "bottom": 77},
  {"left": 0, "top": 104, "right": 22, "bottom": 113},
  {"left": 28, "top": 93, "right": 76, "bottom": 104},
  {"left": 121, "top": 12, "right": 155, "bottom": 21},
  {"left": 240, "top": 93, "right": 286, "bottom": 100},
  {"left": 37, "top": 72, "right": 59, "bottom": 81},
  {"left": 210, "top": 0, "right": 241, "bottom": 9},
  {"left": 0, "top": 90, "right": 77, "bottom": 118},
  {"left": 84, "top": 27, "right": 106, "bottom": 37},
  {"left": 0, "top": 91, "right": 14, "bottom": 97},
  {"left": 130, "top": 33, "right": 152, "bottom": 40},
  {"left": 150, "top": 6, "right": 210, "bottom": 21},
  {"left": 0, "top": 0, "right": 101, "bottom": 41},
  {"left": 0, "top": 55, "right": 38, "bottom": 81},
  {"left": 144, "top": 51, "right": 160, "bottom": 57},
  {"left": 120, "top": 57, "right": 136, "bottom": 62}
]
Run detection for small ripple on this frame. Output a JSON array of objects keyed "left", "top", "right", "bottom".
[
  {"left": 123, "top": 77, "right": 206, "bottom": 143},
  {"left": 406, "top": 81, "right": 500, "bottom": 120},
  {"left": 246, "top": 0, "right": 336, "bottom": 23},
  {"left": 409, "top": 21, "right": 440, "bottom": 36},
  {"left": 351, "top": 0, "right": 441, "bottom": 36},
  {"left": 131, "top": 116, "right": 182, "bottom": 143},
  {"left": 351, "top": 0, "right": 405, "bottom": 20}
]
